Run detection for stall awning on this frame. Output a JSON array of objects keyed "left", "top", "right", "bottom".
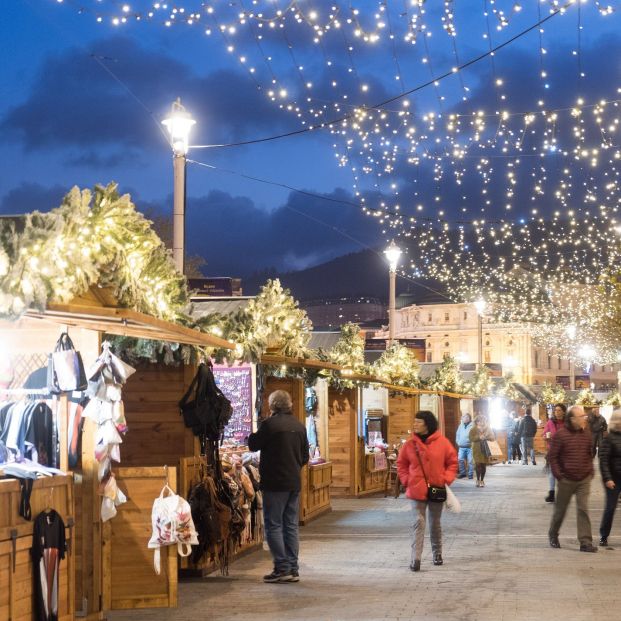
[
  {"left": 25, "top": 303, "right": 236, "bottom": 349},
  {"left": 513, "top": 383, "right": 539, "bottom": 404},
  {"left": 260, "top": 353, "right": 344, "bottom": 371}
]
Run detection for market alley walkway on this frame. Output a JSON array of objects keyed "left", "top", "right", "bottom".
[{"left": 109, "top": 463, "right": 618, "bottom": 621}]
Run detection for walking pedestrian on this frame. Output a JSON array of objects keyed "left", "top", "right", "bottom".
[
  {"left": 508, "top": 412, "right": 522, "bottom": 463},
  {"left": 598, "top": 409, "right": 621, "bottom": 546},
  {"left": 397, "top": 410, "right": 457, "bottom": 572},
  {"left": 248, "top": 390, "right": 310, "bottom": 583},
  {"left": 519, "top": 408, "right": 538, "bottom": 465},
  {"left": 455, "top": 413, "right": 474, "bottom": 479},
  {"left": 548, "top": 405, "right": 597, "bottom": 552},
  {"left": 588, "top": 408, "right": 608, "bottom": 458},
  {"left": 469, "top": 415, "right": 495, "bottom": 487},
  {"left": 543, "top": 403, "right": 566, "bottom": 502}
]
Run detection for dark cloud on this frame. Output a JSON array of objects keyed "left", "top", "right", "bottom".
[
  {"left": 1, "top": 36, "right": 297, "bottom": 151},
  {"left": 0, "top": 182, "right": 68, "bottom": 215},
  {"left": 64, "top": 149, "right": 140, "bottom": 168},
  {"left": 132, "top": 186, "right": 382, "bottom": 277}
]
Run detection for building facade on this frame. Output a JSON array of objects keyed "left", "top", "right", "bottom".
[{"left": 376, "top": 301, "right": 618, "bottom": 389}]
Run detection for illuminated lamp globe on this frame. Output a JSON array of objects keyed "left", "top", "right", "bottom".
[
  {"left": 384, "top": 240, "right": 402, "bottom": 272},
  {"left": 474, "top": 298, "right": 486, "bottom": 315},
  {"left": 162, "top": 98, "right": 196, "bottom": 156}
]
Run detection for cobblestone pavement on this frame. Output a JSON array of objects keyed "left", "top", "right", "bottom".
[{"left": 109, "top": 462, "right": 620, "bottom": 621}]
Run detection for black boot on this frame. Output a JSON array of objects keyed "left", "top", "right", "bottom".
[{"left": 545, "top": 490, "right": 555, "bottom": 503}]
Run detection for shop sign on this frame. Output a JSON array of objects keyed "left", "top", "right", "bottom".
[
  {"left": 574, "top": 375, "right": 591, "bottom": 389},
  {"left": 365, "top": 338, "right": 387, "bottom": 351},
  {"left": 189, "top": 277, "right": 238, "bottom": 297}
]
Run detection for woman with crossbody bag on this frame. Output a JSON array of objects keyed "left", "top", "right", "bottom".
[{"left": 397, "top": 411, "right": 458, "bottom": 572}]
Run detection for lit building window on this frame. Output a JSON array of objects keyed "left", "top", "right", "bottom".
[
  {"left": 444, "top": 312, "right": 449, "bottom": 321},
  {"left": 484, "top": 351, "right": 491, "bottom": 363},
  {"left": 426, "top": 352, "right": 432, "bottom": 362}
]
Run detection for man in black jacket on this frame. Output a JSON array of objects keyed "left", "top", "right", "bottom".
[
  {"left": 248, "top": 390, "right": 309, "bottom": 583},
  {"left": 519, "top": 409, "right": 538, "bottom": 465}
]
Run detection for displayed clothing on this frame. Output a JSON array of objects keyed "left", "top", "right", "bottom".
[
  {"left": 32, "top": 510, "right": 66, "bottom": 621},
  {"left": 0, "top": 400, "right": 56, "bottom": 466}
]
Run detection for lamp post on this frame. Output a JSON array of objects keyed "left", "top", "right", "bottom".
[
  {"left": 474, "top": 298, "right": 486, "bottom": 370},
  {"left": 162, "top": 98, "right": 195, "bottom": 274},
  {"left": 384, "top": 241, "right": 402, "bottom": 346},
  {"left": 566, "top": 324, "right": 577, "bottom": 390}
]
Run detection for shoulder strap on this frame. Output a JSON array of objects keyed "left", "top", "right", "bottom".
[
  {"left": 413, "top": 443, "right": 429, "bottom": 487},
  {"left": 179, "top": 363, "right": 207, "bottom": 408}
]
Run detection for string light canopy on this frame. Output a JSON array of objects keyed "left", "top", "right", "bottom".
[{"left": 53, "top": 1, "right": 621, "bottom": 358}]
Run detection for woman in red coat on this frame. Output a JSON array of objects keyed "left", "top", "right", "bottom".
[{"left": 397, "top": 410, "right": 458, "bottom": 572}]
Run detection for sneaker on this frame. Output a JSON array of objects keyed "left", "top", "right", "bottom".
[
  {"left": 599, "top": 537, "right": 608, "bottom": 547},
  {"left": 433, "top": 554, "right": 443, "bottom": 566},
  {"left": 263, "top": 570, "right": 294, "bottom": 583},
  {"left": 409, "top": 560, "right": 421, "bottom": 572},
  {"left": 579, "top": 544, "right": 598, "bottom": 553},
  {"left": 480, "top": 480, "right": 485, "bottom": 487},
  {"left": 549, "top": 536, "right": 561, "bottom": 549},
  {"left": 457, "top": 474, "right": 466, "bottom": 479},
  {"left": 545, "top": 491, "right": 555, "bottom": 503},
  {"left": 289, "top": 570, "right": 300, "bottom": 582},
  {"left": 467, "top": 475, "right": 474, "bottom": 479}
]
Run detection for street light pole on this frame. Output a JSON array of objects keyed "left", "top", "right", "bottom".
[
  {"left": 384, "top": 241, "right": 402, "bottom": 347},
  {"left": 162, "top": 98, "right": 195, "bottom": 274},
  {"left": 474, "top": 298, "right": 486, "bottom": 370}
]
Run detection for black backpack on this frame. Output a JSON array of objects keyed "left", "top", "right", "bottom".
[{"left": 179, "top": 363, "right": 233, "bottom": 442}]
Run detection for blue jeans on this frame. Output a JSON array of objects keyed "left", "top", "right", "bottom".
[
  {"left": 521, "top": 437, "right": 535, "bottom": 464},
  {"left": 263, "top": 490, "right": 300, "bottom": 574},
  {"left": 600, "top": 484, "right": 621, "bottom": 539},
  {"left": 458, "top": 447, "right": 474, "bottom": 477}
]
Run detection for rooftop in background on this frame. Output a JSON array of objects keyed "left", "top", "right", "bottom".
[{"left": 190, "top": 296, "right": 252, "bottom": 318}]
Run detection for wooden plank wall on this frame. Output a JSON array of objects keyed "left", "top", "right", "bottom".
[
  {"left": 442, "top": 397, "right": 462, "bottom": 448},
  {"left": 121, "top": 364, "right": 194, "bottom": 467},
  {"left": 387, "top": 395, "right": 418, "bottom": 447},
  {"left": 103, "top": 467, "right": 177, "bottom": 610},
  {"left": 327, "top": 387, "right": 358, "bottom": 497}
]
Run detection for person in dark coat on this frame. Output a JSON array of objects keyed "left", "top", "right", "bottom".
[
  {"left": 548, "top": 405, "right": 597, "bottom": 552},
  {"left": 519, "top": 408, "right": 538, "bottom": 465},
  {"left": 588, "top": 408, "right": 608, "bottom": 458},
  {"left": 248, "top": 390, "right": 309, "bottom": 583},
  {"left": 599, "top": 409, "right": 621, "bottom": 546}
]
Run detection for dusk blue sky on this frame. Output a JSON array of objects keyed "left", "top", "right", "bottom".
[{"left": 2, "top": 1, "right": 621, "bottom": 277}]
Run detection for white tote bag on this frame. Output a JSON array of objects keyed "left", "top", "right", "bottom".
[
  {"left": 148, "top": 484, "right": 198, "bottom": 574},
  {"left": 445, "top": 485, "right": 462, "bottom": 513}
]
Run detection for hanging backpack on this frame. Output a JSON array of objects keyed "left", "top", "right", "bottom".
[
  {"left": 148, "top": 484, "right": 198, "bottom": 574},
  {"left": 179, "top": 363, "right": 233, "bottom": 442}
]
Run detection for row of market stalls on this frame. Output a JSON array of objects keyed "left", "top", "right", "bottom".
[
  {"left": 0, "top": 189, "right": 477, "bottom": 620},
  {"left": 0, "top": 288, "right": 477, "bottom": 620}
]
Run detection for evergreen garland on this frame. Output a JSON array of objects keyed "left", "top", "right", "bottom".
[
  {"left": 325, "top": 322, "right": 367, "bottom": 372},
  {"left": 575, "top": 387, "right": 600, "bottom": 406},
  {"left": 539, "top": 382, "right": 567, "bottom": 405},
  {"left": 0, "top": 184, "right": 189, "bottom": 321},
  {"left": 604, "top": 391, "right": 621, "bottom": 406},
  {"left": 466, "top": 366, "right": 494, "bottom": 398},
  {"left": 426, "top": 355, "right": 465, "bottom": 393},
  {"left": 371, "top": 343, "right": 420, "bottom": 387}
]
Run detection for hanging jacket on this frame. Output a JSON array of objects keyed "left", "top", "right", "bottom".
[
  {"left": 396, "top": 431, "right": 457, "bottom": 501},
  {"left": 599, "top": 430, "right": 621, "bottom": 485}
]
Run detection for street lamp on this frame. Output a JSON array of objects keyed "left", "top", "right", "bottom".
[
  {"left": 566, "top": 323, "right": 577, "bottom": 390},
  {"left": 474, "top": 298, "right": 486, "bottom": 370},
  {"left": 384, "top": 240, "right": 402, "bottom": 346},
  {"left": 162, "top": 98, "right": 195, "bottom": 274}
]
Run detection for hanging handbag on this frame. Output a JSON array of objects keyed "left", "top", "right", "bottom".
[
  {"left": 414, "top": 444, "right": 447, "bottom": 503},
  {"left": 480, "top": 439, "right": 492, "bottom": 459},
  {"left": 47, "top": 333, "right": 87, "bottom": 393}
]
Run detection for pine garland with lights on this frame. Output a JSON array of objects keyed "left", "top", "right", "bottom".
[
  {"left": 466, "top": 366, "right": 493, "bottom": 399},
  {"left": 371, "top": 343, "right": 420, "bottom": 387},
  {"left": 425, "top": 355, "right": 465, "bottom": 393},
  {"left": 575, "top": 388, "right": 600, "bottom": 407},
  {"left": 493, "top": 372, "right": 522, "bottom": 402},
  {"left": 228, "top": 279, "right": 312, "bottom": 361},
  {"left": 0, "top": 183, "right": 189, "bottom": 321},
  {"left": 604, "top": 391, "right": 621, "bottom": 406},
  {"left": 539, "top": 382, "right": 568, "bottom": 405},
  {"left": 325, "top": 322, "right": 367, "bottom": 372}
]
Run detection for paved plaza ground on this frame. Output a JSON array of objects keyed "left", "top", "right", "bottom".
[{"left": 109, "top": 462, "right": 619, "bottom": 621}]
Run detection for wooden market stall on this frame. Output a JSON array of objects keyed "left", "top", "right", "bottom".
[
  {"left": 258, "top": 356, "right": 338, "bottom": 525},
  {"left": 0, "top": 288, "right": 236, "bottom": 620}
]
